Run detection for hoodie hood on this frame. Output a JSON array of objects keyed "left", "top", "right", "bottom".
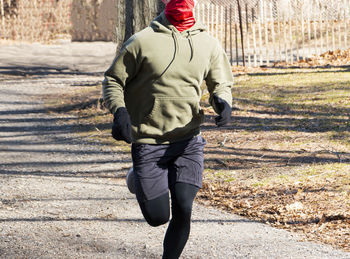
[
  {"left": 150, "top": 11, "right": 206, "bottom": 36},
  {"left": 150, "top": 12, "right": 206, "bottom": 64}
]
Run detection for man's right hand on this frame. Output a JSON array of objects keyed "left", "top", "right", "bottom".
[
  {"left": 112, "top": 107, "right": 132, "bottom": 144},
  {"left": 212, "top": 94, "right": 231, "bottom": 127}
]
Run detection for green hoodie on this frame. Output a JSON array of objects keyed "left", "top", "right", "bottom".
[{"left": 103, "top": 12, "right": 233, "bottom": 144}]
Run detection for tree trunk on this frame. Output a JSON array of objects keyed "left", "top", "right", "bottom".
[
  {"left": 117, "top": 0, "right": 165, "bottom": 51},
  {"left": 123, "top": 0, "right": 134, "bottom": 43},
  {"left": 157, "top": 1, "right": 165, "bottom": 15}
]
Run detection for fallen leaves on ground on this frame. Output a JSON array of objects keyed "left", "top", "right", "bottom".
[
  {"left": 274, "top": 49, "right": 350, "bottom": 68},
  {"left": 198, "top": 176, "right": 350, "bottom": 251}
]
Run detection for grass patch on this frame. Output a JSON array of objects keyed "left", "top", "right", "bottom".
[
  {"left": 44, "top": 85, "right": 131, "bottom": 153},
  {"left": 200, "top": 67, "right": 350, "bottom": 251}
]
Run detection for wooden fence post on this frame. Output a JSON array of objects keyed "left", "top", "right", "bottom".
[
  {"left": 344, "top": 0, "right": 348, "bottom": 48},
  {"left": 301, "top": 6, "right": 305, "bottom": 60},
  {"left": 332, "top": 17, "right": 335, "bottom": 50},
  {"left": 295, "top": 2, "right": 300, "bottom": 62},
  {"left": 307, "top": 7, "right": 311, "bottom": 57},
  {"left": 313, "top": 9, "right": 318, "bottom": 55},
  {"left": 270, "top": 2, "right": 276, "bottom": 64},
  {"left": 195, "top": 2, "right": 200, "bottom": 23},
  {"left": 252, "top": 8, "right": 257, "bottom": 67},
  {"left": 230, "top": 5, "right": 233, "bottom": 65},
  {"left": 207, "top": 3, "right": 210, "bottom": 35},
  {"left": 258, "top": 1, "right": 263, "bottom": 65},
  {"left": 338, "top": 11, "right": 341, "bottom": 49},
  {"left": 237, "top": 0, "right": 245, "bottom": 66},
  {"left": 288, "top": 2, "right": 293, "bottom": 63},
  {"left": 283, "top": 13, "right": 288, "bottom": 63},
  {"left": 326, "top": 9, "right": 329, "bottom": 51},
  {"left": 211, "top": 3, "right": 214, "bottom": 35},
  {"left": 332, "top": 0, "right": 335, "bottom": 51},
  {"left": 216, "top": 5, "right": 219, "bottom": 39},
  {"left": 225, "top": 6, "right": 227, "bottom": 53},
  {"left": 264, "top": 0, "right": 269, "bottom": 66},
  {"left": 220, "top": 6, "right": 224, "bottom": 47},
  {"left": 234, "top": 5, "right": 239, "bottom": 66},
  {"left": 0, "top": 0, "right": 4, "bottom": 40},
  {"left": 277, "top": 6, "right": 282, "bottom": 62},
  {"left": 245, "top": 3, "right": 251, "bottom": 67},
  {"left": 319, "top": 3, "right": 323, "bottom": 54}
]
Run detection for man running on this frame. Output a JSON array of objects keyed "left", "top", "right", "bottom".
[{"left": 103, "top": 0, "right": 233, "bottom": 258}]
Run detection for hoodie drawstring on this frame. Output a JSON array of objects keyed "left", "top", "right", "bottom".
[
  {"left": 157, "top": 29, "right": 178, "bottom": 78},
  {"left": 159, "top": 29, "right": 195, "bottom": 78},
  {"left": 187, "top": 31, "right": 194, "bottom": 62},
  {"left": 172, "top": 29, "right": 179, "bottom": 62}
]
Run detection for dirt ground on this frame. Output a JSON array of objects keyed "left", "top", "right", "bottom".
[{"left": 0, "top": 42, "right": 349, "bottom": 258}]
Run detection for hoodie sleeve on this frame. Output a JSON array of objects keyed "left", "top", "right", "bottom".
[
  {"left": 205, "top": 42, "right": 233, "bottom": 114},
  {"left": 102, "top": 40, "right": 139, "bottom": 114}
]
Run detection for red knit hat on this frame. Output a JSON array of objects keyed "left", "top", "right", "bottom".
[{"left": 163, "top": 0, "right": 196, "bottom": 32}]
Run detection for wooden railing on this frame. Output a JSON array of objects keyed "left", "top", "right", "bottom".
[{"left": 195, "top": 0, "right": 350, "bottom": 66}]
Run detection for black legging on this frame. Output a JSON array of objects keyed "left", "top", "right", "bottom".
[{"left": 138, "top": 182, "right": 199, "bottom": 259}]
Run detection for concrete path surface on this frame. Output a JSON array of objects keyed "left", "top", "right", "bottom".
[{"left": 0, "top": 42, "right": 349, "bottom": 259}]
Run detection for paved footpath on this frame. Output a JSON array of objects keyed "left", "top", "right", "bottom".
[{"left": 0, "top": 42, "right": 349, "bottom": 258}]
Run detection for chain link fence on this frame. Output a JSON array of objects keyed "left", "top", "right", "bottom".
[
  {"left": 0, "top": 0, "right": 71, "bottom": 43},
  {"left": 0, "top": 0, "right": 120, "bottom": 43}
]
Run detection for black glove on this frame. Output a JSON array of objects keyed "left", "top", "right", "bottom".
[
  {"left": 212, "top": 94, "right": 231, "bottom": 127},
  {"left": 112, "top": 107, "right": 132, "bottom": 144}
]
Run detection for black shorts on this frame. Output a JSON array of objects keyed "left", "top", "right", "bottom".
[{"left": 131, "top": 136, "right": 206, "bottom": 202}]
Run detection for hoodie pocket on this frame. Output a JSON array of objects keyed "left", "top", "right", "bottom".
[{"left": 139, "top": 96, "right": 204, "bottom": 139}]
